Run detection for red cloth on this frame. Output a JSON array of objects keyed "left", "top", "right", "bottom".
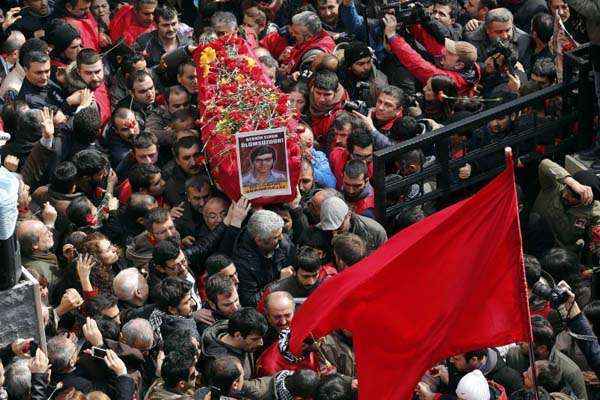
[
  {"left": 289, "top": 161, "right": 531, "bottom": 400},
  {"left": 387, "top": 35, "right": 479, "bottom": 96},
  {"left": 64, "top": 14, "right": 101, "bottom": 51},
  {"left": 109, "top": 4, "right": 156, "bottom": 46},
  {"left": 194, "top": 35, "right": 301, "bottom": 207},
  {"left": 329, "top": 147, "right": 373, "bottom": 190},
  {"left": 255, "top": 341, "right": 319, "bottom": 377},
  {"left": 94, "top": 83, "right": 111, "bottom": 127}
]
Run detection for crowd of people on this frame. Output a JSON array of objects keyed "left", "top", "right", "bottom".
[{"left": 0, "top": 0, "right": 596, "bottom": 398}]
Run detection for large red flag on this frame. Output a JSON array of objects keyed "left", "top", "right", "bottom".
[{"left": 290, "top": 160, "right": 532, "bottom": 399}]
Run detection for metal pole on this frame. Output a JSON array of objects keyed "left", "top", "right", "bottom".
[{"left": 528, "top": 340, "right": 540, "bottom": 400}]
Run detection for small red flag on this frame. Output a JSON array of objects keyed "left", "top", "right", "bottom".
[{"left": 290, "top": 161, "right": 532, "bottom": 399}]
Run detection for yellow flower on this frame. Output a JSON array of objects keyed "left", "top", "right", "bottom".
[
  {"left": 199, "top": 47, "right": 217, "bottom": 65},
  {"left": 235, "top": 74, "right": 245, "bottom": 82},
  {"left": 245, "top": 57, "right": 256, "bottom": 67},
  {"left": 202, "top": 64, "right": 210, "bottom": 77}
]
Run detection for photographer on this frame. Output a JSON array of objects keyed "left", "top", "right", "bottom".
[
  {"left": 338, "top": 41, "right": 388, "bottom": 107},
  {"left": 339, "top": 0, "right": 386, "bottom": 64},
  {"left": 464, "top": 8, "right": 532, "bottom": 66},
  {"left": 383, "top": 14, "right": 481, "bottom": 96}
]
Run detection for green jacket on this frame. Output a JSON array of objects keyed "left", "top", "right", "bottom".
[
  {"left": 506, "top": 346, "right": 588, "bottom": 399},
  {"left": 532, "top": 159, "right": 600, "bottom": 253}
]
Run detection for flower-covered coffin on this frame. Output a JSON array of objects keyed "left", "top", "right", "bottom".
[{"left": 194, "top": 35, "right": 301, "bottom": 205}]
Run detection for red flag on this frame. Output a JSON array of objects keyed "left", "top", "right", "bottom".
[{"left": 290, "top": 162, "right": 531, "bottom": 399}]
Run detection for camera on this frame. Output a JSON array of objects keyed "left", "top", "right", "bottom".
[
  {"left": 356, "top": 81, "right": 372, "bottom": 104},
  {"left": 343, "top": 100, "right": 369, "bottom": 115},
  {"left": 532, "top": 280, "right": 570, "bottom": 309},
  {"left": 485, "top": 39, "right": 518, "bottom": 75},
  {"left": 365, "top": 0, "right": 425, "bottom": 24}
]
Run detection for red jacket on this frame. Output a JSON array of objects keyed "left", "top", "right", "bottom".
[
  {"left": 329, "top": 148, "right": 373, "bottom": 190},
  {"left": 260, "top": 30, "right": 335, "bottom": 72},
  {"left": 255, "top": 341, "right": 319, "bottom": 377},
  {"left": 387, "top": 35, "right": 479, "bottom": 96},
  {"left": 94, "top": 83, "right": 111, "bottom": 127},
  {"left": 64, "top": 14, "right": 100, "bottom": 51},
  {"left": 348, "top": 189, "right": 375, "bottom": 218},
  {"left": 109, "top": 4, "right": 156, "bottom": 46}
]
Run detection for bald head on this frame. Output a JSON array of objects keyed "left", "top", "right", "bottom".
[
  {"left": 265, "top": 291, "right": 295, "bottom": 331},
  {"left": 121, "top": 318, "right": 154, "bottom": 349},
  {"left": 113, "top": 268, "right": 149, "bottom": 306},
  {"left": 17, "top": 219, "right": 54, "bottom": 255},
  {"left": 309, "top": 188, "right": 341, "bottom": 218}
]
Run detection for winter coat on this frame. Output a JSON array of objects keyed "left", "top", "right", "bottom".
[
  {"left": 232, "top": 229, "right": 295, "bottom": 307},
  {"left": 133, "top": 30, "right": 192, "bottom": 68},
  {"left": 17, "top": 78, "right": 64, "bottom": 111},
  {"left": 109, "top": 4, "right": 156, "bottom": 46},
  {"left": 346, "top": 183, "right": 376, "bottom": 219},
  {"left": 201, "top": 320, "right": 256, "bottom": 379},
  {"left": 347, "top": 213, "right": 387, "bottom": 251}
]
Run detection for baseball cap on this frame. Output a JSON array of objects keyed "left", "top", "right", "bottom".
[
  {"left": 445, "top": 38, "right": 478, "bottom": 63},
  {"left": 316, "top": 197, "right": 349, "bottom": 231}
]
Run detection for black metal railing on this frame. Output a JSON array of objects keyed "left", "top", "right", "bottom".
[{"left": 373, "top": 45, "right": 595, "bottom": 231}]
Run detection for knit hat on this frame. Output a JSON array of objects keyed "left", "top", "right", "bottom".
[
  {"left": 47, "top": 21, "right": 81, "bottom": 56},
  {"left": 317, "top": 197, "right": 349, "bottom": 231},
  {"left": 344, "top": 41, "right": 373, "bottom": 67},
  {"left": 456, "top": 370, "right": 490, "bottom": 400},
  {"left": 445, "top": 38, "right": 478, "bottom": 63}
]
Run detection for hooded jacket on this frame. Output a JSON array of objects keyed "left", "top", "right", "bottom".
[{"left": 201, "top": 320, "right": 256, "bottom": 379}]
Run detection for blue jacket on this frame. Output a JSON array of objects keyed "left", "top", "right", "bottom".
[
  {"left": 311, "top": 148, "right": 337, "bottom": 189},
  {"left": 339, "top": 2, "right": 386, "bottom": 64},
  {"left": 567, "top": 313, "right": 600, "bottom": 376}
]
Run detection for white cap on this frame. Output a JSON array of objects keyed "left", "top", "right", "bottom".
[
  {"left": 456, "top": 370, "right": 490, "bottom": 400},
  {"left": 316, "top": 197, "right": 349, "bottom": 231}
]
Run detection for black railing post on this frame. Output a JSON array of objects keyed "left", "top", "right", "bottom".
[
  {"left": 373, "top": 152, "right": 387, "bottom": 225},
  {"left": 436, "top": 135, "right": 452, "bottom": 194}
]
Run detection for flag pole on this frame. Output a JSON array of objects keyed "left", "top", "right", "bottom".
[
  {"left": 528, "top": 342, "right": 540, "bottom": 400},
  {"left": 505, "top": 147, "right": 540, "bottom": 400}
]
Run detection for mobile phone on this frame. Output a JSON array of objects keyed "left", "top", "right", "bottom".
[{"left": 91, "top": 346, "right": 107, "bottom": 359}]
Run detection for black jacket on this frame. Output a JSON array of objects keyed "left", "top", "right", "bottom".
[
  {"left": 17, "top": 78, "right": 65, "bottom": 111},
  {"left": 448, "top": 348, "right": 523, "bottom": 397},
  {"left": 232, "top": 229, "right": 295, "bottom": 307},
  {"left": 133, "top": 30, "right": 192, "bottom": 68}
]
